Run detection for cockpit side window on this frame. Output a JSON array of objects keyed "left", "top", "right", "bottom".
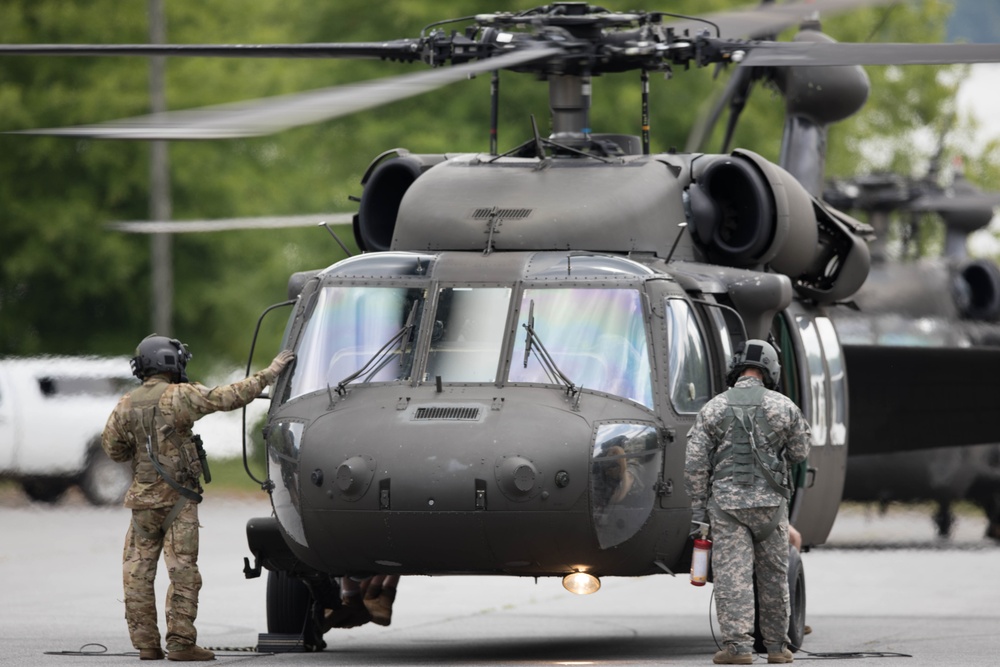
[
  {"left": 796, "top": 315, "right": 828, "bottom": 446},
  {"left": 424, "top": 287, "right": 512, "bottom": 383},
  {"left": 509, "top": 287, "right": 653, "bottom": 409},
  {"left": 665, "top": 299, "right": 711, "bottom": 414},
  {"left": 286, "top": 285, "right": 426, "bottom": 401}
]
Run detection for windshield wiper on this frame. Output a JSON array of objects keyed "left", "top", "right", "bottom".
[
  {"left": 334, "top": 300, "right": 419, "bottom": 395},
  {"left": 521, "top": 299, "right": 578, "bottom": 395}
]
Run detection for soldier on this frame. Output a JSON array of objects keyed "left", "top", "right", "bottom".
[
  {"left": 685, "top": 339, "right": 811, "bottom": 665},
  {"left": 102, "top": 335, "right": 293, "bottom": 662}
]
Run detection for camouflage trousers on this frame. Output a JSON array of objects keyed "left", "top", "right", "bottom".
[
  {"left": 122, "top": 501, "right": 202, "bottom": 651},
  {"left": 709, "top": 503, "right": 790, "bottom": 654}
]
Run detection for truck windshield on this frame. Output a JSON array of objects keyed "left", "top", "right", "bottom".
[
  {"left": 287, "top": 286, "right": 425, "bottom": 401},
  {"left": 509, "top": 288, "right": 653, "bottom": 409}
]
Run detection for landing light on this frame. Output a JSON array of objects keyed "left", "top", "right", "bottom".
[{"left": 562, "top": 572, "right": 600, "bottom": 595}]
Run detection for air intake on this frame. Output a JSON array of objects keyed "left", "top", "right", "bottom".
[
  {"left": 413, "top": 406, "right": 481, "bottom": 421},
  {"left": 471, "top": 208, "right": 533, "bottom": 220}
]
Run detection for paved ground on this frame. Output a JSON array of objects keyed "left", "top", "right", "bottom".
[{"left": 1, "top": 488, "right": 997, "bottom": 666}]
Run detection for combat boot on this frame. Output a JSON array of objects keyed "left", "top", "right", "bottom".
[
  {"left": 166, "top": 645, "right": 215, "bottom": 661},
  {"left": 139, "top": 648, "right": 165, "bottom": 660},
  {"left": 768, "top": 647, "right": 794, "bottom": 664},
  {"left": 713, "top": 646, "right": 752, "bottom": 665}
]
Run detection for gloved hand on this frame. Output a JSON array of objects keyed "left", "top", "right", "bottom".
[
  {"left": 690, "top": 506, "right": 708, "bottom": 535},
  {"left": 265, "top": 350, "right": 295, "bottom": 380}
]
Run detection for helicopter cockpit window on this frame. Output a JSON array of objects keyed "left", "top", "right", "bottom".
[
  {"left": 424, "top": 287, "right": 512, "bottom": 383},
  {"left": 525, "top": 253, "right": 656, "bottom": 279},
  {"left": 815, "top": 316, "right": 847, "bottom": 446},
  {"left": 666, "top": 299, "right": 711, "bottom": 414},
  {"left": 590, "top": 422, "right": 661, "bottom": 549},
  {"left": 509, "top": 288, "right": 653, "bottom": 409},
  {"left": 796, "top": 315, "right": 828, "bottom": 446},
  {"left": 266, "top": 420, "right": 307, "bottom": 547},
  {"left": 286, "top": 285, "right": 425, "bottom": 401}
]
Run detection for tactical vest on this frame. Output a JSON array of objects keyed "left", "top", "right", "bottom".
[
  {"left": 712, "top": 385, "right": 790, "bottom": 501},
  {"left": 128, "top": 382, "right": 202, "bottom": 493}
]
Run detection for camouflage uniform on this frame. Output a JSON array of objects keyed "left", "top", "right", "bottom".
[
  {"left": 102, "top": 368, "right": 277, "bottom": 653},
  {"left": 685, "top": 375, "right": 811, "bottom": 656}
]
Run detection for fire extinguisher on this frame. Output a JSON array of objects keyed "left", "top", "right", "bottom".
[{"left": 690, "top": 522, "right": 712, "bottom": 586}]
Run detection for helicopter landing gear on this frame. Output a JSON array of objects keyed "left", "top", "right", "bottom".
[{"left": 265, "top": 569, "right": 326, "bottom": 652}]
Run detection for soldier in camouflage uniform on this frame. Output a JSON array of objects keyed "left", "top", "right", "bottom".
[
  {"left": 685, "top": 339, "right": 811, "bottom": 665},
  {"left": 102, "top": 335, "right": 293, "bottom": 662}
]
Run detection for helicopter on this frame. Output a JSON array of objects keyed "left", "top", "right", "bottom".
[
  {"left": 823, "top": 146, "right": 1000, "bottom": 539},
  {"left": 5, "top": 0, "right": 1000, "bottom": 655},
  {"left": 681, "top": 7, "right": 1000, "bottom": 540}
]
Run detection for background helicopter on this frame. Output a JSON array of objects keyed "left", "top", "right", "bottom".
[
  {"left": 682, "top": 3, "right": 1000, "bottom": 540},
  {"left": 4, "top": 0, "right": 1000, "bottom": 654},
  {"left": 824, "top": 140, "right": 1000, "bottom": 539}
]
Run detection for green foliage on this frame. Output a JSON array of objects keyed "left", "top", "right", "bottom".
[{"left": 1, "top": 0, "right": 997, "bottom": 367}]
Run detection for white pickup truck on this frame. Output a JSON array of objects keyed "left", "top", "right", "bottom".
[{"left": 0, "top": 356, "right": 137, "bottom": 505}]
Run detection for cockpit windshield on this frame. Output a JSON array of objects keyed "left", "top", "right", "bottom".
[
  {"left": 423, "top": 287, "right": 512, "bottom": 383},
  {"left": 287, "top": 286, "right": 425, "bottom": 401},
  {"left": 509, "top": 288, "right": 653, "bottom": 409}
]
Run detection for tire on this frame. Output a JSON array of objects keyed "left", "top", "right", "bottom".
[
  {"left": 752, "top": 544, "right": 806, "bottom": 653},
  {"left": 79, "top": 446, "right": 131, "bottom": 506},
  {"left": 266, "top": 569, "right": 327, "bottom": 652},
  {"left": 786, "top": 545, "right": 806, "bottom": 652},
  {"left": 266, "top": 569, "right": 312, "bottom": 634},
  {"left": 21, "top": 477, "right": 71, "bottom": 503}
]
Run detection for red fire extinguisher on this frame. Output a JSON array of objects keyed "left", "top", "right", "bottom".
[{"left": 690, "top": 522, "right": 712, "bottom": 586}]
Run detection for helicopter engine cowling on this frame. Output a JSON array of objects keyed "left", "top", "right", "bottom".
[
  {"left": 355, "top": 152, "right": 448, "bottom": 252},
  {"left": 688, "top": 149, "right": 871, "bottom": 302},
  {"left": 955, "top": 259, "right": 1000, "bottom": 321}
]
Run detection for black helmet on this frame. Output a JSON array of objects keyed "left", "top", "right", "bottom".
[
  {"left": 727, "top": 339, "right": 780, "bottom": 389},
  {"left": 131, "top": 334, "right": 192, "bottom": 381}
]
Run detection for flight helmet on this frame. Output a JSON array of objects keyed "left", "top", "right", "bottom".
[
  {"left": 728, "top": 339, "right": 780, "bottom": 389},
  {"left": 131, "top": 334, "right": 192, "bottom": 382}
]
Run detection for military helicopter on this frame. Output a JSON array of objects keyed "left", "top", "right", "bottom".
[
  {"left": 683, "top": 11, "right": 1000, "bottom": 540},
  {"left": 5, "top": 0, "right": 1000, "bottom": 654},
  {"left": 823, "top": 145, "right": 1000, "bottom": 539}
]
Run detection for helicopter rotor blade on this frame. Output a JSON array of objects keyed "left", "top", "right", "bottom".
[
  {"left": 665, "top": 0, "right": 897, "bottom": 40},
  {"left": 0, "top": 41, "right": 425, "bottom": 60},
  {"left": 6, "top": 46, "right": 562, "bottom": 140},
  {"left": 107, "top": 213, "right": 353, "bottom": 234},
  {"left": 740, "top": 42, "right": 1000, "bottom": 67},
  {"left": 906, "top": 194, "right": 1000, "bottom": 214}
]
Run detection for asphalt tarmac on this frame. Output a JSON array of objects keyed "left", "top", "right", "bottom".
[{"left": 1, "top": 489, "right": 997, "bottom": 667}]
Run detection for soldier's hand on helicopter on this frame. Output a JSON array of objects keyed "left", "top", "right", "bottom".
[{"left": 266, "top": 350, "right": 295, "bottom": 379}]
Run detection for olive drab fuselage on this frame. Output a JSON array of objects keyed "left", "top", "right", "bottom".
[{"left": 250, "top": 249, "right": 850, "bottom": 579}]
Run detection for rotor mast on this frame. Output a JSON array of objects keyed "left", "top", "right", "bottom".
[{"left": 548, "top": 73, "right": 592, "bottom": 144}]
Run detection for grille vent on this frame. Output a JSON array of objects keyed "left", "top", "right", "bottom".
[
  {"left": 472, "top": 208, "right": 532, "bottom": 220},
  {"left": 413, "top": 406, "right": 481, "bottom": 421}
]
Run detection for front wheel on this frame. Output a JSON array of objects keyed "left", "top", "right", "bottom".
[
  {"left": 753, "top": 544, "right": 806, "bottom": 653},
  {"left": 265, "top": 569, "right": 325, "bottom": 651},
  {"left": 79, "top": 446, "right": 131, "bottom": 506}
]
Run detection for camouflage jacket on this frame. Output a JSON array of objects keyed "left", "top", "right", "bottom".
[
  {"left": 684, "top": 376, "right": 811, "bottom": 511},
  {"left": 102, "top": 369, "right": 275, "bottom": 509}
]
